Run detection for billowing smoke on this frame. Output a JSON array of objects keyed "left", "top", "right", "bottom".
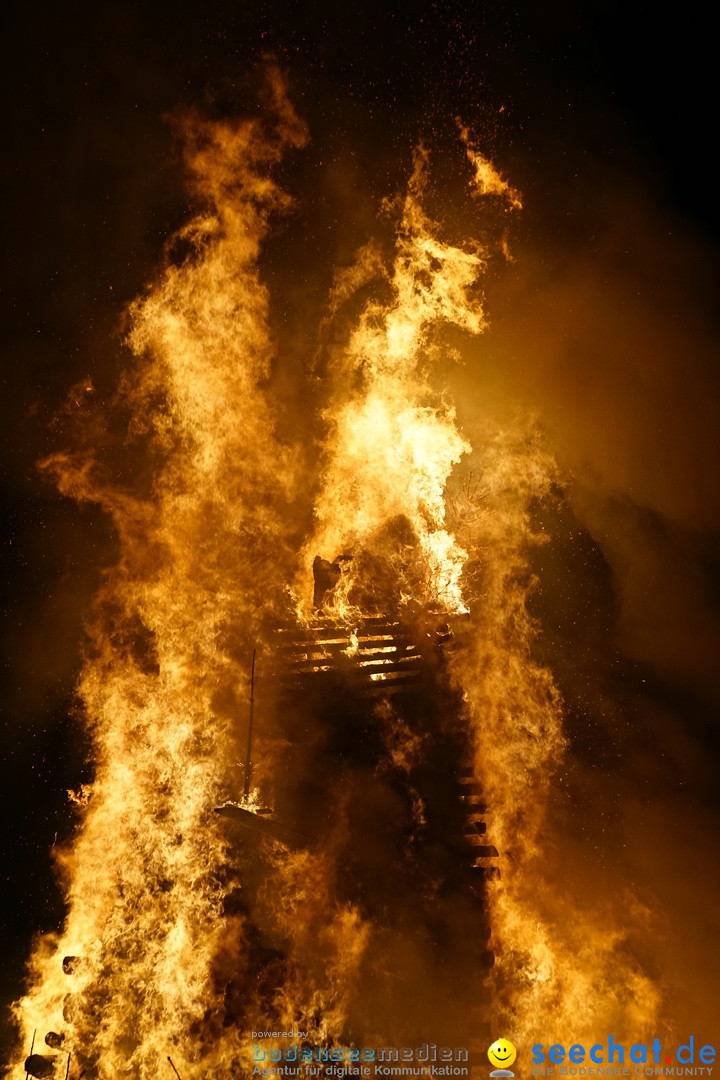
[{"left": 447, "top": 176, "right": 720, "bottom": 1042}]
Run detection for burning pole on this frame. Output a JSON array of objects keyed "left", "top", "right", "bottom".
[{"left": 242, "top": 649, "right": 256, "bottom": 802}]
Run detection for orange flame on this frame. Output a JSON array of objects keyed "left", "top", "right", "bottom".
[
  {"left": 13, "top": 68, "right": 309, "bottom": 1079},
  {"left": 446, "top": 425, "right": 665, "bottom": 1044},
  {"left": 299, "top": 144, "right": 494, "bottom": 618}
]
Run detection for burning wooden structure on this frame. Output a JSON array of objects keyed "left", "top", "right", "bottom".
[{"left": 217, "top": 601, "right": 499, "bottom": 1057}]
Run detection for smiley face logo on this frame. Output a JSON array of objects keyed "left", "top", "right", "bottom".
[{"left": 487, "top": 1038, "right": 517, "bottom": 1070}]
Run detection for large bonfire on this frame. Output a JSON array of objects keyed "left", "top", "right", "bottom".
[{"left": 9, "top": 69, "right": 662, "bottom": 1080}]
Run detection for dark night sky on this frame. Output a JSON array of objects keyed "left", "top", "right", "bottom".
[{"left": 1, "top": 0, "right": 719, "bottom": 1062}]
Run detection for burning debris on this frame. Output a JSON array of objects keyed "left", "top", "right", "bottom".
[{"left": 8, "top": 68, "right": 664, "bottom": 1080}]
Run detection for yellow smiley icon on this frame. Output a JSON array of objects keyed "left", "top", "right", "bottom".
[{"left": 487, "top": 1038, "right": 517, "bottom": 1069}]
